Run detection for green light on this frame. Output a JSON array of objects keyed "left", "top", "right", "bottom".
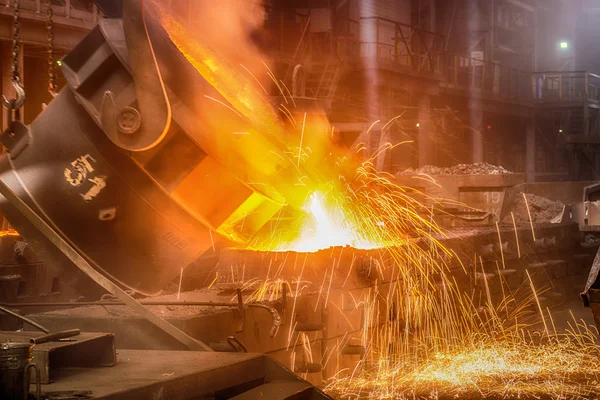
[{"left": 560, "top": 41, "right": 569, "bottom": 49}]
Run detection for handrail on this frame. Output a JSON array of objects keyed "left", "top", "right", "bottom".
[
  {"left": 534, "top": 71, "right": 600, "bottom": 78},
  {"left": 2, "top": 0, "right": 99, "bottom": 24},
  {"left": 531, "top": 70, "right": 600, "bottom": 103},
  {"left": 359, "top": 16, "right": 445, "bottom": 41},
  {"left": 266, "top": 9, "right": 600, "bottom": 105}
]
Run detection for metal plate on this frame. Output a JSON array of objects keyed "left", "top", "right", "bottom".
[{"left": 0, "top": 331, "right": 115, "bottom": 384}]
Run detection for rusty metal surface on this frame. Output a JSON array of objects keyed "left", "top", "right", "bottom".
[
  {"left": 40, "top": 349, "right": 331, "bottom": 399},
  {"left": 0, "top": 331, "right": 116, "bottom": 384}
]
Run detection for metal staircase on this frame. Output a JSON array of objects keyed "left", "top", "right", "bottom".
[
  {"left": 566, "top": 108, "right": 585, "bottom": 136},
  {"left": 307, "top": 62, "right": 342, "bottom": 110}
]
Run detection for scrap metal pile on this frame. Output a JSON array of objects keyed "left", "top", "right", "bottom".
[{"left": 398, "top": 162, "right": 513, "bottom": 176}]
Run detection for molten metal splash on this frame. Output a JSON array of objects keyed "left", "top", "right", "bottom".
[{"left": 280, "top": 191, "right": 381, "bottom": 252}]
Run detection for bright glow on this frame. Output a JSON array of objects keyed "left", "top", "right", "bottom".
[
  {"left": 416, "top": 122, "right": 420, "bottom": 127},
  {"left": 560, "top": 41, "right": 569, "bottom": 49},
  {"left": 559, "top": 129, "right": 563, "bottom": 133},
  {"left": 283, "top": 191, "right": 379, "bottom": 252}
]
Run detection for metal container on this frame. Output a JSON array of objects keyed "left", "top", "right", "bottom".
[
  {"left": 0, "top": 341, "right": 40, "bottom": 400},
  {"left": 0, "top": 16, "right": 282, "bottom": 296}
]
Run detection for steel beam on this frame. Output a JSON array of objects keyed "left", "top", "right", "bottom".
[{"left": 0, "top": 14, "right": 90, "bottom": 50}]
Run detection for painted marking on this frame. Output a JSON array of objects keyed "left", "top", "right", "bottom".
[
  {"left": 81, "top": 176, "right": 107, "bottom": 202},
  {"left": 64, "top": 154, "right": 96, "bottom": 187}
]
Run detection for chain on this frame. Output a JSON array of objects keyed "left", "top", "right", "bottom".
[
  {"left": 2, "top": 0, "right": 25, "bottom": 124},
  {"left": 45, "top": 0, "right": 57, "bottom": 96},
  {"left": 11, "top": 0, "right": 21, "bottom": 86}
]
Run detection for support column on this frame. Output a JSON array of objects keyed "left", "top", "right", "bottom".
[
  {"left": 525, "top": 117, "right": 536, "bottom": 182},
  {"left": 471, "top": 111, "right": 484, "bottom": 163},
  {"left": 418, "top": 94, "right": 432, "bottom": 167}
]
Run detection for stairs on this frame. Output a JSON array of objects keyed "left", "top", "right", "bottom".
[
  {"left": 566, "top": 108, "right": 585, "bottom": 135},
  {"left": 307, "top": 62, "right": 342, "bottom": 110}
]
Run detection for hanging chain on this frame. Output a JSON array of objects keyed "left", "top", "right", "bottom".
[
  {"left": 45, "top": 0, "right": 57, "bottom": 96},
  {"left": 11, "top": 0, "right": 21, "bottom": 86},
  {"left": 2, "top": 0, "right": 26, "bottom": 124}
]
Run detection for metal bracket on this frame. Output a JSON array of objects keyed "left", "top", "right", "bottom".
[
  {"left": 62, "top": 1, "right": 171, "bottom": 152},
  {"left": 111, "top": 0, "right": 171, "bottom": 151},
  {"left": 1, "top": 121, "right": 31, "bottom": 159},
  {"left": 234, "top": 289, "right": 245, "bottom": 334}
]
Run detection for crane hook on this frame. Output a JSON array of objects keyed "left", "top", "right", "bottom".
[{"left": 2, "top": 80, "right": 25, "bottom": 110}]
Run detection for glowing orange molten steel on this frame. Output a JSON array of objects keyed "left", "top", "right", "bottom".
[{"left": 281, "top": 191, "right": 381, "bottom": 252}]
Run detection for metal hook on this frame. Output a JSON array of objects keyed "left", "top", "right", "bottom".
[{"left": 2, "top": 80, "right": 25, "bottom": 109}]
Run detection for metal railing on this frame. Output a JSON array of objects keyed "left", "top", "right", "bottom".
[
  {"left": 2, "top": 0, "right": 99, "bottom": 25},
  {"left": 442, "top": 54, "right": 532, "bottom": 102},
  {"left": 342, "top": 17, "right": 532, "bottom": 103},
  {"left": 355, "top": 17, "right": 445, "bottom": 73},
  {"left": 531, "top": 71, "right": 600, "bottom": 103},
  {"left": 265, "top": 8, "right": 600, "bottom": 106}
]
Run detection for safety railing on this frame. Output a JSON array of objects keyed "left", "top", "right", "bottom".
[
  {"left": 2, "top": 0, "right": 99, "bottom": 25},
  {"left": 357, "top": 16, "right": 445, "bottom": 73},
  {"left": 442, "top": 54, "right": 532, "bottom": 102},
  {"left": 264, "top": 8, "right": 600, "bottom": 107},
  {"left": 349, "top": 16, "right": 531, "bottom": 102},
  {"left": 531, "top": 71, "right": 600, "bottom": 103}
]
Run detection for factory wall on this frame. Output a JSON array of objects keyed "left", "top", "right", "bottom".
[{"left": 575, "top": 7, "right": 600, "bottom": 73}]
